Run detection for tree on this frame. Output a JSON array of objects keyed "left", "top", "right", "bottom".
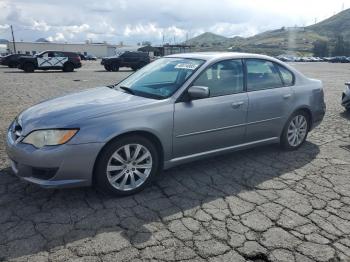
[{"left": 312, "top": 40, "right": 329, "bottom": 57}]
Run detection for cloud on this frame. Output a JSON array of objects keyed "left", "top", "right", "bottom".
[{"left": 0, "top": 0, "right": 348, "bottom": 44}]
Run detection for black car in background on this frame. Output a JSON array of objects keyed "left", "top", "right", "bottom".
[
  {"left": 0, "top": 54, "right": 31, "bottom": 68},
  {"left": 101, "top": 51, "right": 150, "bottom": 71},
  {"left": 17, "top": 50, "right": 82, "bottom": 72}
]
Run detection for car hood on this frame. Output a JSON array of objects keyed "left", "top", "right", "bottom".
[{"left": 18, "top": 86, "right": 159, "bottom": 135}]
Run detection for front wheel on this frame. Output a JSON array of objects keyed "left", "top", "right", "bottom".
[
  {"left": 23, "top": 63, "right": 35, "bottom": 73},
  {"left": 95, "top": 135, "right": 160, "bottom": 196},
  {"left": 110, "top": 63, "right": 119, "bottom": 72}
]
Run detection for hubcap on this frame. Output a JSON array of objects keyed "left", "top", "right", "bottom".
[
  {"left": 287, "top": 115, "right": 308, "bottom": 147},
  {"left": 106, "top": 144, "right": 152, "bottom": 191}
]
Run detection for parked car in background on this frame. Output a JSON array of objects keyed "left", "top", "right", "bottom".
[
  {"left": 6, "top": 52, "right": 326, "bottom": 195},
  {"left": 78, "top": 54, "right": 86, "bottom": 60},
  {"left": 342, "top": 82, "right": 350, "bottom": 111},
  {"left": 329, "top": 56, "right": 350, "bottom": 63},
  {"left": 0, "top": 54, "right": 31, "bottom": 68},
  {"left": 101, "top": 51, "right": 150, "bottom": 71},
  {"left": 17, "top": 51, "right": 82, "bottom": 73},
  {"left": 85, "top": 54, "right": 97, "bottom": 61}
]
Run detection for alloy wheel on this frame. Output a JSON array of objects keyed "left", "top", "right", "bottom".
[
  {"left": 106, "top": 144, "right": 152, "bottom": 191},
  {"left": 287, "top": 115, "right": 308, "bottom": 147}
]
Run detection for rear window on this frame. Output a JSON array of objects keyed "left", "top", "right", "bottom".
[{"left": 246, "top": 59, "right": 284, "bottom": 91}]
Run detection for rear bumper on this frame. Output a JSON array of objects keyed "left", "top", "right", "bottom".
[
  {"left": 311, "top": 105, "right": 326, "bottom": 130},
  {"left": 6, "top": 128, "right": 104, "bottom": 188},
  {"left": 75, "top": 62, "right": 82, "bottom": 68}
]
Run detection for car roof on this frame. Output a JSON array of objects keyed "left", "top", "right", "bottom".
[{"left": 165, "top": 52, "right": 279, "bottom": 62}]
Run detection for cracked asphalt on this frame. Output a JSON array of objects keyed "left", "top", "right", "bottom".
[{"left": 0, "top": 61, "right": 350, "bottom": 262}]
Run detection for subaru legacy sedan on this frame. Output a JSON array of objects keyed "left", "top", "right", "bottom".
[{"left": 6, "top": 53, "right": 326, "bottom": 195}]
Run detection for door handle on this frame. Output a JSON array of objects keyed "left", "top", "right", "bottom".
[
  {"left": 283, "top": 94, "right": 292, "bottom": 99},
  {"left": 231, "top": 101, "right": 244, "bottom": 108}
]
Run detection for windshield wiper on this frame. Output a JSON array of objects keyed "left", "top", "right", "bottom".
[{"left": 118, "top": 86, "right": 135, "bottom": 95}]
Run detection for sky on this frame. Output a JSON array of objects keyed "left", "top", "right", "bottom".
[{"left": 0, "top": 0, "right": 349, "bottom": 45}]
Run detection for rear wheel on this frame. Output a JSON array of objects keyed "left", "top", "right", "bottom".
[
  {"left": 23, "top": 63, "right": 35, "bottom": 73},
  {"left": 104, "top": 65, "right": 112, "bottom": 71},
  {"left": 63, "top": 63, "right": 74, "bottom": 72},
  {"left": 95, "top": 135, "right": 160, "bottom": 196},
  {"left": 281, "top": 111, "right": 309, "bottom": 150}
]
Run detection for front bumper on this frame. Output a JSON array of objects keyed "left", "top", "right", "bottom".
[
  {"left": 6, "top": 128, "right": 104, "bottom": 188},
  {"left": 341, "top": 88, "right": 350, "bottom": 109}
]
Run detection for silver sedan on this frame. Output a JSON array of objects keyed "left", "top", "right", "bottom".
[{"left": 6, "top": 52, "right": 326, "bottom": 195}]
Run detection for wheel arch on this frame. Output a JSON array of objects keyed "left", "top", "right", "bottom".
[{"left": 92, "top": 130, "right": 164, "bottom": 185}]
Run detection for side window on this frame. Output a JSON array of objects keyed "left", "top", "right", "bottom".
[
  {"left": 246, "top": 59, "right": 283, "bottom": 91},
  {"left": 41, "top": 52, "right": 49, "bottom": 58},
  {"left": 47, "top": 52, "right": 55, "bottom": 58},
  {"left": 277, "top": 64, "right": 294, "bottom": 86},
  {"left": 193, "top": 59, "right": 244, "bottom": 97}
]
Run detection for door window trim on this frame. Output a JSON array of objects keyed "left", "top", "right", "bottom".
[
  {"left": 176, "top": 58, "right": 245, "bottom": 102},
  {"left": 244, "top": 58, "right": 296, "bottom": 92}
]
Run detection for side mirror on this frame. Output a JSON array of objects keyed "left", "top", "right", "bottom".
[{"left": 188, "top": 86, "right": 210, "bottom": 99}]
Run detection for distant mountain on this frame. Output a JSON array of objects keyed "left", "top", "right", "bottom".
[
  {"left": 308, "top": 8, "right": 350, "bottom": 40},
  {"left": 185, "top": 9, "right": 350, "bottom": 55},
  {"left": 0, "top": 39, "right": 9, "bottom": 44},
  {"left": 35, "top": 38, "right": 50, "bottom": 42}
]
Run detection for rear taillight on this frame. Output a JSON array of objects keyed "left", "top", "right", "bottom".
[{"left": 76, "top": 56, "right": 81, "bottom": 62}]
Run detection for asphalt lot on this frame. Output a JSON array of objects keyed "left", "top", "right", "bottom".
[{"left": 0, "top": 61, "right": 350, "bottom": 262}]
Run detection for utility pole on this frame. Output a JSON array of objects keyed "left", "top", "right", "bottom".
[{"left": 10, "top": 25, "right": 16, "bottom": 54}]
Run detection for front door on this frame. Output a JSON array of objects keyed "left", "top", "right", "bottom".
[{"left": 173, "top": 59, "right": 248, "bottom": 158}]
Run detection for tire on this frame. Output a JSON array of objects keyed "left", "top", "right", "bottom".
[
  {"left": 104, "top": 65, "right": 112, "bottom": 71},
  {"left": 111, "top": 63, "right": 119, "bottom": 72},
  {"left": 131, "top": 66, "right": 137, "bottom": 71},
  {"left": 23, "top": 63, "right": 35, "bottom": 73},
  {"left": 63, "top": 63, "right": 74, "bottom": 72},
  {"left": 281, "top": 111, "right": 310, "bottom": 150},
  {"left": 95, "top": 135, "right": 160, "bottom": 196}
]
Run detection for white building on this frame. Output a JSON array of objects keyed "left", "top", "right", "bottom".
[{"left": 6, "top": 41, "right": 119, "bottom": 58}]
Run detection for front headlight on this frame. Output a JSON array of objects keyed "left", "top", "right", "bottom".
[{"left": 22, "top": 129, "right": 78, "bottom": 148}]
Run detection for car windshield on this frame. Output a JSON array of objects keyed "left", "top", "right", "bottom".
[{"left": 114, "top": 57, "right": 205, "bottom": 99}]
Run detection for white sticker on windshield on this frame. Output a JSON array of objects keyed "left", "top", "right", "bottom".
[{"left": 175, "top": 63, "right": 198, "bottom": 70}]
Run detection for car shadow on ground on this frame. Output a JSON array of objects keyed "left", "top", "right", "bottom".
[{"left": 0, "top": 142, "right": 320, "bottom": 260}]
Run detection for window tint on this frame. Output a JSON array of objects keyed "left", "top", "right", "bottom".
[
  {"left": 277, "top": 65, "right": 294, "bottom": 86},
  {"left": 246, "top": 59, "right": 283, "bottom": 91},
  {"left": 193, "top": 59, "right": 244, "bottom": 97}
]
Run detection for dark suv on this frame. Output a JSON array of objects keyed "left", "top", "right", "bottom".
[
  {"left": 18, "top": 51, "right": 82, "bottom": 73},
  {"left": 101, "top": 51, "right": 150, "bottom": 71},
  {"left": 0, "top": 54, "right": 31, "bottom": 68}
]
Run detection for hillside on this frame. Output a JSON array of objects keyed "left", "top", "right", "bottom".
[
  {"left": 185, "top": 8, "right": 350, "bottom": 55},
  {"left": 308, "top": 8, "right": 350, "bottom": 40}
]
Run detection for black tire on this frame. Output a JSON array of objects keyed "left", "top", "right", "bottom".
[
  {"left": 111, "top": 63, "right": 119, "bottom": 72},
  {"left": 131, "top": 66, "right": 137, "bottom": 71},
  {"left": 95, "top": 135, "right": 160, "bottom": 196},
  {"left": 63, "top": 63, "right": 74, "bottom": 72},
  {"left": 104, "top": 65, "right": 112, "bottom": 71},
  {"left": 23, "top": 63, "right": 35, "bottom": 73},
  {"left": 281, "top": 110, "right": 310, "bottom": 150}
]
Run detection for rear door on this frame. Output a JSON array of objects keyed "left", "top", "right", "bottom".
[
  {"left": 245, "top": 59, "right": 294, "bottom": 142},
  {"left": 173, "top": 59, "right": 248, "bottom": 158}
]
